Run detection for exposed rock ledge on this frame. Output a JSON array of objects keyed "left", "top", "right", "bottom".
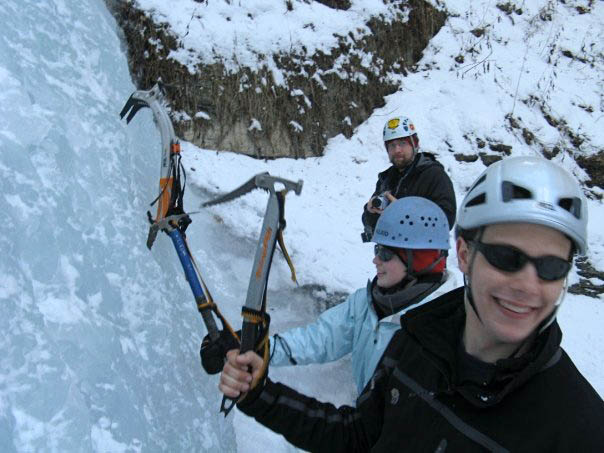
[{"left": 107, "top": 0, "right": 446, "bottom": 158}]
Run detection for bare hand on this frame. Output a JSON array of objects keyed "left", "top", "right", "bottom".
[{"left": 219, "top": 349, "right": 265, "bottom": 398}]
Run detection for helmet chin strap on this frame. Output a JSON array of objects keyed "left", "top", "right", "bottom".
[
  {"left": 411, "top": 136, "right": 418, "bottom": 156},
  {"left": 405, "top": 249, "right": 413, "bottom": 277},
  {"left": 464, "top": 229, "right": 484, "bottom": 323},
  {"left": 538, "top": 278, "right": 569, "bottom": 334},
  {"left": 506, "top": 279, "right": 569, "bottom": 359}
]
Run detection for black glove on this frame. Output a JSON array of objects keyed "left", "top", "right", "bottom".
[
  {"left": 200, "top": 329, "right": 240, "bottom": 375},
  {"left": 361, "top": 224, "right": 374, "bottom": 243}
]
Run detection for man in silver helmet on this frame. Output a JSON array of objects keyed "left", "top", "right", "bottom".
[{"left": 219, "top": 156, "right": 604, "bottom": 452}]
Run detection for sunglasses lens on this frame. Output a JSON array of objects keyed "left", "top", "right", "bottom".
[
  {"left": 481, "top": 244, "right": 525, "bottom": 273},
  {"left": 536, "top": 257, "right": 571, "bottom": 281},
  {"left": 374, "top": 245, "right": 395, "bottom": 262}
]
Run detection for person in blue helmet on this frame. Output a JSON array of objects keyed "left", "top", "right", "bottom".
[
  {"left": 201, "top": 197, "right": 455, "bottom": 397},
  {"left": 269, "top": 196, "right": 456, "bottom": 395},
  {"left": 219, "top": 156, "right": 604, "bottom": 452}
]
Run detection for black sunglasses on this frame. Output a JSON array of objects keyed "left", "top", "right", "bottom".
[
  {"left": 469, "top": 241, "right": 572, "bottom": 281},
  {"left": 374, "top": 244, "right": 398, "bottom": 262}
]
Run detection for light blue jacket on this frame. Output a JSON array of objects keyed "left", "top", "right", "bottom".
[{"left": 270, "top": 271, "right": 458, "bottom": 394}]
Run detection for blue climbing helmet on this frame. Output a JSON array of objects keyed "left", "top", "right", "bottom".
[{"left": 372, "top": 196, "right": 450, "bottom": 250}]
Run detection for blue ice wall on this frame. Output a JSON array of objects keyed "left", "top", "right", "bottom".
[{"left": 0, "top": 1, "right": 234, "bottom": 451}]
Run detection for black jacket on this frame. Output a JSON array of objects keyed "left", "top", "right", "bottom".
[
  {"left": 238, "top": 287, "right": 604, "bottom": 452},
  {"left": 362, "top": 152, "right": 456, "bottom": 232}
]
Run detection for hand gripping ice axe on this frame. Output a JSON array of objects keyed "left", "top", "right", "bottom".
[
  {"left": 119, "top": 83, "right": 230, "bottom": 346},
  {"left": 202, "top": 172, "right": 303, "bottom": 416}
]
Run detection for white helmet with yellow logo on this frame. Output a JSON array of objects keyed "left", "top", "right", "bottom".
[{"left": 383, "top": 116, "right": 417, "bottom": 143}]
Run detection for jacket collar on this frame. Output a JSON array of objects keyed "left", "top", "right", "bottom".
[
  {"left": 401, "top": 287, "right": 563, "bottom": 407},
  {"left": 369, "top": 274, "right": 445, "bottom": 319}
]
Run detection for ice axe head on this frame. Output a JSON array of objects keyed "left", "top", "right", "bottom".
[
  {"left": 255, "top": 173, "right": 303, "bottom": 196},
  {"left": 202, "top": 172, "right": 303, "bottom": 208}
]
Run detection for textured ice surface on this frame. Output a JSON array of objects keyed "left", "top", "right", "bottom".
[{"left": 0, "top": 1, "right": 234, "bottom": 451}]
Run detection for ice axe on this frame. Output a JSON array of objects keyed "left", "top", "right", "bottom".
[{"left": 202, "top": 172, "right": 303, "bottom": 415}]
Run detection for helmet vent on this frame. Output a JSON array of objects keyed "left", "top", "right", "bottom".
[
  {"left": 467, "top": 174, "right": 486, "bottom": 194},
  {"left": 465, "top": 193, "right": 486, "bottom": 208},
  {"left": 502, "top": 181, "right": 532, "bottom": 202},
  {"left": 558, "top": 197, "right": 582, "bottom": 219}
]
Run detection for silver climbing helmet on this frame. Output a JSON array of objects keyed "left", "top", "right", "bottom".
[
  {"left": 372, "top": 196, "right": 450, "bottom": 250},
  {"left": 457, "top": 156, "right": 588, "bottom": 254}
]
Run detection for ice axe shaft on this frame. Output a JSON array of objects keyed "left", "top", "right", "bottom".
[{"left": 218, "top": 173, "right": 303, "bottom": 416}]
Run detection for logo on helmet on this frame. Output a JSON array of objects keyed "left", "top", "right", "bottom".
[
  {"left": 387, "top": 118, "right": 400, "bottom": 129},
  {"left": 537, "top": 201, "right": 555, "bottom": 211},
  {"left": 375, "top": 228, "right": 389, "bottom": 238}
]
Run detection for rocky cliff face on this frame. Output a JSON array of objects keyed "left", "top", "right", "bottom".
[{"left": 107, "top": 0, "right": 445, "bottom": 158}]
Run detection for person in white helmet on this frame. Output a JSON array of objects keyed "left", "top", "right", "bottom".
[
  {"left": 362, "top": 116, "right": 456, "bottom": 242},
  {"left": 219, "top": 156, "right": 604, "bottom": 452}
]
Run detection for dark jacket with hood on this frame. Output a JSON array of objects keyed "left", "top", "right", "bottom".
[
  {"left": 237, "top": 287, "right": 604, "bottom": 452},
  {"left": 362, "top": 152, "right": 456, "bottom": 232}
]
